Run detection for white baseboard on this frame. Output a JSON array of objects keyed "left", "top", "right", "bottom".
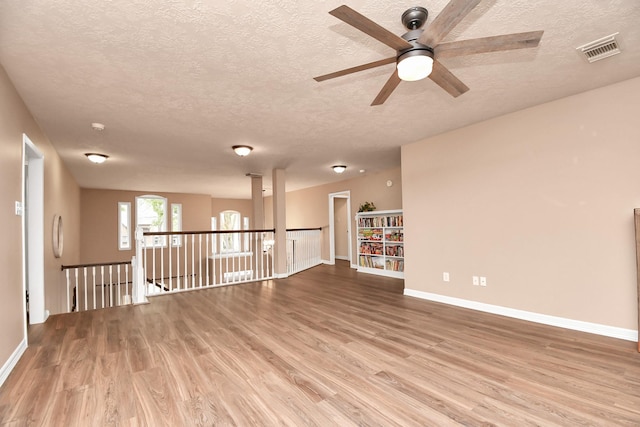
[
  {"left": 335, "top": 256, "right": 349, "bottom": 261},
  {"left": 404, "top": 289, "right": 638, "bottom": 342},
  {"left": 274, "top": 273, "right": 289, "bottom": 279},
  {"left": 0, "top": 338, "right": 27, "bottom": 388},
  {"left": 351, "top": 263, "right": 358, "bottom": 270}
]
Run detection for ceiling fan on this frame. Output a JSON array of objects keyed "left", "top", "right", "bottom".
[{"left": 314, "top": 0, "right": 544, "bottom": 106}]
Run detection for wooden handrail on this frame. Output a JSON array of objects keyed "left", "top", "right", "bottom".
[
  {"left": 142, "top": 228, "right": 323, "bottom": 236},
  {"left": 143, "top": 228, "right": 275, "bottom": 236},
  {"left": 61, "top": 260, "right": 132, "bottom": 271}
]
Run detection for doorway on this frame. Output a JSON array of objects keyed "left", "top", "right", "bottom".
[
  {"left": 328, "top": 191, "right": 352, "bottom": 266},
  {"left": 23, "top": 134, "right": 46, "bottom": 327}
]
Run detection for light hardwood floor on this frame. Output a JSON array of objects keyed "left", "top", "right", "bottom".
[{"left": 1, "top": 261, "right": 639, "bottom": 426}]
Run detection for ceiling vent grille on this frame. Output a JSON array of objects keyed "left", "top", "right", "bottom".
[{"left": 576, "top": 33, "right": 621, "bottom": 63}]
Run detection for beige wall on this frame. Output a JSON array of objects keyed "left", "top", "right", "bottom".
[
  {"left": 265, "top": 167, "right": 403, "bottom": 261},
  {"left": 0, "top": 65, "right": 80, "bottom": 373},
  {"left": 211, "top": 198, "right": 252, "bottom": 225},
  {"left": 80, "top": 189, "right": 212, "bottom": 263},
  {"left": 402, "top": 76, "right": 640, "bottom": 331}
]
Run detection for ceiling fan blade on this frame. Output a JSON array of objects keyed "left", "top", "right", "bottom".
[
  {"left": 314, "top": 57, "right": 396, "bottom": 82},
  {"left": 418, "top": 0, "right": 481, "bottom": 47},
  {"left": 435, "top": 30, "right": 544, "bottom": 58},
  {"left": 428, "top": 60, "right": 469, "bottom": 98},
  {"left": 329, "top": 5, "right": 412, "bottom": 51},
  {"left": 371, "top": 71, "right": 402, "bottom": 106}
]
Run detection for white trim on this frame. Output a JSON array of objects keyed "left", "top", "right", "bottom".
[
  {"left": 350, "top": 262, "right": 358, "bottom": 269},
  {"left": 209, "top": 251, "right": 253, "bottom": 260},
  {"left": 335, "top": 255, "right": 349, "bottom": 261},
  {"left": 274, "top": 273, "right": 289, "bottom": 279},
  {"left": 321, "top": 259, "right": 333, "bottom": 265},
  {"left": 23, "top": 134, "right": 46, "bottom": 325},
  {"left": 118, "top": 202, "right": 132, "bottom": 250},
  {"left": 0, "top": 338, "right": 27, "bottom": 388},
  {"left": 356, "top": 209, "right": 402, "bottom": 216},
  {"left": 328, "top": 191, "right": 352, "bottom": 266},
  {"left": 170, "top": 203, "right": 182, "bottom": 247},
  {"left": 404, "top": 289, "right": 638, "bottom": 342}
]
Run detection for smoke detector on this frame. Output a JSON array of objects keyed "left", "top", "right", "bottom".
[
  {"left": 91, "top": 122, "right": 105, "bottom": 131},
  {"left": 576, "top": 33, "right": 621, "bottom": 63}
]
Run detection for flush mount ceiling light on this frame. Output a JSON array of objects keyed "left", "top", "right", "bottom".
[
  {"left": 85, "top": 153, "right": 109, "bottom": 164},
  {"left": 332, "top": 165, "right": 347, "bottom": 174},
  {"left": 232, "top": 145, "right": 253, "bottom": 156}
]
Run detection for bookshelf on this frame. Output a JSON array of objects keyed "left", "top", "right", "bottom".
[{"left": 356, "top": 209, "right": 404, "bottom": 279}]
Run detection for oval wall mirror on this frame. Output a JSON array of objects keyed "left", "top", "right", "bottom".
[{"left": 53, "top": 214, "right": 63, "bottom": 258}]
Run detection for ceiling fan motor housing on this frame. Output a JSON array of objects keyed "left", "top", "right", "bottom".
[
  {"left": 398, "top": 29, "right": 434, "bottom": 60},
  {"left": 401, "top": 6, "right": 428, "bottom": 30}
]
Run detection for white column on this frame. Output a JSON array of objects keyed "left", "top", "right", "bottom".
[
  {"left": 272, "top": 168, "right": 287, "bottom": 277},
  {"left": 132, "top": 227, "right": 148, "bottom": 304},
  {"left": 251, "top": 175, "right": 264, "bottom": 229}
]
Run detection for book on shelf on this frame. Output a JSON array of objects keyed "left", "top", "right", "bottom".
[
  {"left": 372, "top": 256, "right": 385, "bottom": 269},
  {"left": 359, "top": 242, "right": 383, "bottom": 255},
  {"left": 357, "top": 215, "right": 403, "bottom": 228},
  {"left": 358, "top": 255, "right": 385, "bottom": 269},
  {"left": 385, "top": 259, "right": 404, "bottom": 272},
  {"left": 385, "top": 245, "right": 404, "bottom": 257},
  {"left": 384, "top": 230, "right": 403, "bottom": 241},
  {"left": 358, "top": 228, "right": 383, "bottom": 241}
]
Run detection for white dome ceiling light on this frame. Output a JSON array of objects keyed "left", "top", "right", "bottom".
[
  {"left": 233, "top": 145, "right": 253, "bottom": 156},
  {"left": 85, "top": 153, "right": 109, "bottom": 164}
]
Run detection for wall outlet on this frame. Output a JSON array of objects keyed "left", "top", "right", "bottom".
[
  {"left": 472, "top": 276, "right": 479, "bottom": 286},
  {"left": 480, "top": 276, "right": 487, "bottom": 287},
  {"left": 15, "top": 201, "right": 22, "bottom": 216},
  {"left": 443, "top": 272, "right": 450, "bottom": 282}
]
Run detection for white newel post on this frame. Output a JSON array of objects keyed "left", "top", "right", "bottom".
[{"left": 132, "top": 226, "right": 148, "bottom": 304}]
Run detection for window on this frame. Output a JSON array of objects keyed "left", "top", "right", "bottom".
[
  {"left": 136, "top": 195, "right": 167, "bottom": 247},
  {"left": 243, "top": 216, "right": 250, "bottom": 251},
  {"left": 118, "top": 202, "right": 131, "bottom": 250},
  {"left": 220, "top": 210, "right": 241, "bottom": 253},
  {"left": 211, "top": 211, "right": 250, "bottom": 253},
  {"left": 171, "top": 203, "right": 182, "bottom": 246}
]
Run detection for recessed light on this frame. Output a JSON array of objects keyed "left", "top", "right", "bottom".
[{"left": 91, "top": 122, "right": 105, "bottom": 131}]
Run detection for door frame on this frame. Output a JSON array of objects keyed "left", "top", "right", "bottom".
[
  {"left": 22, "top": 134, "right": 46, "bottom": 326},
  {"left": 328, "top": 191, "right": 352, "bottom": 266}
]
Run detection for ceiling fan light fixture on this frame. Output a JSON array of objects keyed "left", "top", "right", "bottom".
[
  {"left": 332, "top": 165, "right": 347, "bottom": 174},
  {"left": 85, "top": 153, "right": 109, "bottom": 164},
  {"left": 232, "top": 145, "right": 253, "bottom": 156},
  {"left": 397, "top": 50, "right": 434, "bottom": 82}
]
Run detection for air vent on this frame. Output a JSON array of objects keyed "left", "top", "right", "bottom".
[{"left": 576, "top": 33, "right": 621, "bottom": 63}]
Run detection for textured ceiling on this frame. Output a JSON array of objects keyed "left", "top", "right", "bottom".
[{"left": 1, "top": 0, "right": 639, "bottom": 198}]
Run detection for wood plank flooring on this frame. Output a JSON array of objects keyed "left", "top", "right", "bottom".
[{"left": 1, "top": 261, "right": 639, "bottom": 426}]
